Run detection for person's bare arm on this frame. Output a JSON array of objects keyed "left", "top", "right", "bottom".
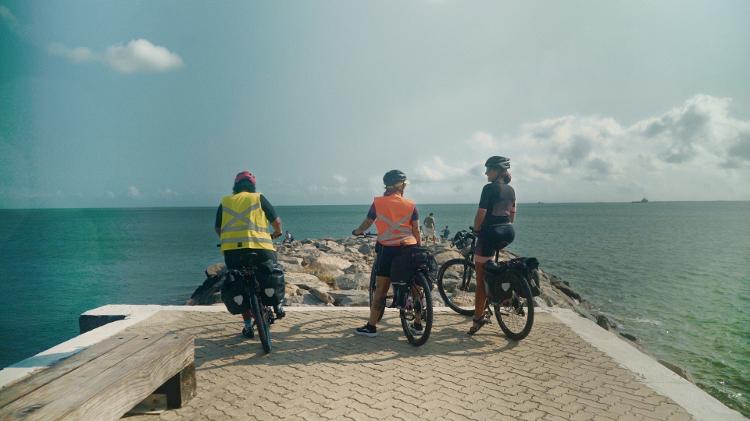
[
  {"left": 509, "top": 201, "right": 516, "bottom": 223},
  {"left": 271, "top": 217, "right": 282, "bottom": 239},
  {"left": 411, "top": 220, "right": 421, "bottom": 246},
  {"left": 473, "top": 208, "right": 487, "bottom": 233},
  {"left": 352, "top": 218, "right": 374, "bottom": 235}
]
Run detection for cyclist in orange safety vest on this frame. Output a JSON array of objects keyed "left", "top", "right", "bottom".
[{"left": 352, "top": 170, "right": 421, "bottom": 337}]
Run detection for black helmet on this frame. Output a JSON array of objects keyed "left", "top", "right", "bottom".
[
  {"left": 383, "top": 169, "right": 407, "bottom": 186},
  {"left": 485, "top": 156, "right": 510, "bottom": 170}
]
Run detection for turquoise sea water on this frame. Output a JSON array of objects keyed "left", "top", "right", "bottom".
[{"left": 0, "top": 202, "right": 748, "bottom": 415}]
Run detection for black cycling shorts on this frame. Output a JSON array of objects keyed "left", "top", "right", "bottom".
[
  {"left": 374, "top": 243, "right": 415, "bottom": 277},
  {"left": 476, "top": 223, "right": 515, "bottom": 257},
  {"left": 224, "top": 248, "right": 277, "bottom": 271}
]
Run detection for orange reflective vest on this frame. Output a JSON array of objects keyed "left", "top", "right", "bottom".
[{"left": 373, "top": 194, "right": 418, "bottom": 246}]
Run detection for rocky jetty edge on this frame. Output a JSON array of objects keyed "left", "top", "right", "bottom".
[{"left": 188, "top": 236, "right": 694, "bottom": 383}]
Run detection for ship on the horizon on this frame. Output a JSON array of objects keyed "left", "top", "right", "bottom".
[{"left": 631, "top": 197, "right": 649, "bottom": 203}]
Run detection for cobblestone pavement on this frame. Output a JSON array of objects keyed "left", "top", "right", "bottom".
[{"left": 124, "top": 309, "right": 693, "bottom": 421}]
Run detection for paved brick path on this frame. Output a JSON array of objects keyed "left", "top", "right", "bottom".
[{"left": 125, "top": 309, "right": 693, "bottom": 421}]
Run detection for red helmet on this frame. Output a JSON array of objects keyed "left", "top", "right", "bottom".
[{"left": 234, "top": 171, "right": 256, "bottom": 185}]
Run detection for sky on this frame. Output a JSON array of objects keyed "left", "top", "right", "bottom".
[{"left": 1, "top": 0, "right": 749, "bottom": 208}]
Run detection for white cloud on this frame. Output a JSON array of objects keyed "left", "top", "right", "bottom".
[
  {"left": 404, "top": 95, "right": 750, "bottom": 202},
  {"left": 0, "top": 5, "right": 18, "bottom": 31},
  {"left": 333, "top": 175, "right": 347, "bottom": 184},
  {"left": 48, "top": 38, "right": 183, "bottom": 74},
  {"left": 466, "top": 131, "right": 498, "bottom": 151},
  {"left": 127, "top": 186, "right": 141, "bottom": 198},
  {"left": 48, "top": 43, "right": 96, "bottom": 63},
  {"left": 412, "top": 156, "right": 480, "bottom": 182},
  {"left": 105, "top": 191, "right": 115, "bottom": 198},
  {"left": 104, "top": 39, "right": 183, "bottom": 73}
]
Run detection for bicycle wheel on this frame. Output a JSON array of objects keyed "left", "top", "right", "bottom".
[
  {"left": 250, "top": 294, "right": 272, "bottom": 353},
  {"left": 495, "top": 275, "right": 534, "bottom": 341},
  {"left": 400, "top": 274, "right": 433, "bottom": 347},
  {"left": 437, "top": 258, "right": 476, "bottom": 316}
]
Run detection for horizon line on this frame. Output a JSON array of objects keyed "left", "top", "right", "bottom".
[{"left": 1, "top": 199, "right": 748, "bottom": 211}]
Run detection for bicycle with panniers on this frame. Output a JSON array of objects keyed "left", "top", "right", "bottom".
[
  {"left": 220, "top": 263, "right": 283, "bottom": 353},
  {"left": 436, "top": 227, "right": 540, "bottom": 340},
  {"left": 389, "top": 246, "right": 437, "bottom": 346}
]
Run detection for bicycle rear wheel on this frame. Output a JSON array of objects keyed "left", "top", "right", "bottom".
[
  {"left": 437, "top": 258, "right": 475, "bottom": 316},
  {"left": 400, "top": 274, "right": 433, "bottom": 347},
  {"left": 495, "top": 276, "right": 534, "bottom": 341},
  {"left": 250, "top": 294, "right": 272, "bottom": 353}
]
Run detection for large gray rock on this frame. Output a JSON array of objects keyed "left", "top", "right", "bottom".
[
  {"left": 277, "top": 255, "right": 303, "bottom": 266},
  {"left": 335, "top": 273, "right": 370, "bottom": 290},
  {"left": 329, "top": 290, "right": 369, "bottom": 306},
  {"left": 357, "top": 243, "right": 373, "bottom": 255},
  {"left": 278, "top": 262, "right": 305, "bottom": 273},
  {"left": 205, "top": 263, "right": 226, "bottom": 278},
  {"left": 306, "top": 254, "right": 353, "bottom": 272},
  {"left": 434, "top": 250, "right": 463, "bottom": 265},
  {"left": 309, "top": 287, "right": 335, "bottom": 305},
  {"left": 344, "top": 262, "right": 372, "bottom": 274},
  {"left": 285, "top": 272, "right": 329, "bottom": 291}
]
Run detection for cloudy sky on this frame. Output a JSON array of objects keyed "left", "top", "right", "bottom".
[{"left": 1, "top": 1, "right": 749, "bottom": 208}]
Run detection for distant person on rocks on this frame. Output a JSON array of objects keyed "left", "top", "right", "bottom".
[
  {"left": 468, "top": 156, "right": 516, "bottom": 335},
  {"left": 283, "top": 230, "right": 294, "bottom": 244},
  {"left": 442, "top": 225, "right": 450, "bottom": 241},
  {"left": 352, "top": 170, "right": 422, "bottom": 338},
  {"left": 423, "top": 213, "right": 437, "bottom": 243},
  {"left": 216, "top": 171, "right": 285, "bottom": 338}
]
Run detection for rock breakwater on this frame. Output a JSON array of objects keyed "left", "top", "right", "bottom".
[{"left": 190, "top": 237, "right": 621, "bottom": 334}]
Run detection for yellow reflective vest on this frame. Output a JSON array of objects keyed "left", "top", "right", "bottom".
[{"left": 219, "top": 192, "right": 275, "bottom": 252}]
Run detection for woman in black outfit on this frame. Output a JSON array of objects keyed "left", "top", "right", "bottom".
[{"left": 468, "top": 156, "right": 517, "bottom": 334}]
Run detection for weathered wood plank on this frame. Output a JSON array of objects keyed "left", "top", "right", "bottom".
[
  {"left": 0, "top": 333, "right": 139, "bottom": 408},
  {"left": 0, "top": 334, "right": 193, "bottom": 421}
]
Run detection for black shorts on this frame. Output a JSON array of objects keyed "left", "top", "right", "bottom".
[
  {"left": 476, "top": 223, "right": 515, "bottom": 257},
  {"left": 374, "top": 243, "right": 415, "bottom": 277},
  {"left": 224, "top": 248, "right": 277, "bottom": 271}
]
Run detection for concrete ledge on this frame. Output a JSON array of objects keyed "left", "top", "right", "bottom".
[{"left": 550, "top": 308, "right": 746, "bottom": 421}]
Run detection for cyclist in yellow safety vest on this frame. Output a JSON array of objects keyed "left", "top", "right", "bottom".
[
  {"left": 352, "top": 170, "right": 421, "bottom": 337},
  {"left": 216, "top": 171, "right": 284, "bottom": 339}
]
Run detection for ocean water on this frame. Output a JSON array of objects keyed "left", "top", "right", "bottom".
[{"left": 0, "top": 202, "right": 748, "bottom": 415}]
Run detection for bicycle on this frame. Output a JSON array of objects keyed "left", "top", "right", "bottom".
[
  {"left": 356, "top": 234, "right": 435, "bottom": 346},
  {"left": 223, "top": 266, "right": 277, "bottom": 353},
  {"left": 436, "top": 227, "right": 536, "bottom": 341}
]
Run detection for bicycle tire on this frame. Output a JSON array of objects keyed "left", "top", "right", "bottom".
[
  {"left": 400, "top": 274, "right": 433, "bottom": 347},
  {"left": 250, "top": 294, "right": 272, "bottom": 353},
  {"left": 495, "top": 276, "right": 534, "bottom": 341},
  {"left": 437, "top": 258, "right": 476, "bottom": 316}
]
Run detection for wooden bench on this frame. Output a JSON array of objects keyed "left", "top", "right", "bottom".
[{"left": 0, "top": 331, "right": 195, "bottom": 421}]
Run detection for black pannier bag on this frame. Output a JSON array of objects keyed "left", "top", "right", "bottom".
[
  {"left": 484, "top": 257, "right": 542, "bottom": 303},
  {"left": 390, "top": 247, "right": 436, "bottom": 307},
  {"left": 255, "top": 262, "right": 286, "bottom": 307},
  {"left": 220, "top": 270, "right": 251, "bottom": 315},
  {"left": 483, "top": 261, "right": 516, "bottom": 304},
  {"left": 522, "top": 257, "right": 541, "bottom": 297},
  {"left": 390, "top": 247, "right": 436, "bottom": 287}
]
